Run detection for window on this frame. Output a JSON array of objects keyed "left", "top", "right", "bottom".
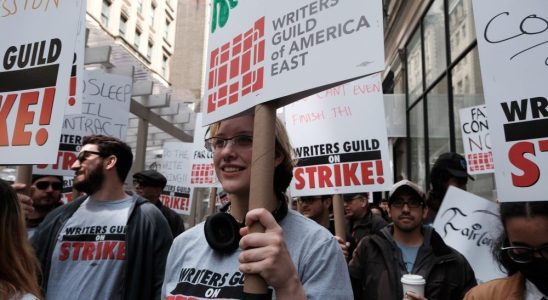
[
  {"left": 149, "top": 4, "right": 156, "bottom": 25},
  {"left": 406, "top": 30, "right": 423, "bottom": 103},
  {"left": 423, "top": 0, "right": 446, "bottom": 86},
  {"left": 162, "top": 54, "right": 168, "bottom": 77},
  {"left": 101, "top": 0, "right": 111, "bottom": 26},
  {"left": 409, "top": 101, "right": 426, "bottom": 188},
  {"left": 119, "top": 15, "right": 128, "bottom": 37},
  {"left": 134, "top": 30, "right": 142, "bottom": 49},
  {"left": 147, "top": 42, "right": 153, "bottom": 60},
  {"left": 164, "top": 19, "right": 171, "bottom": 40}
]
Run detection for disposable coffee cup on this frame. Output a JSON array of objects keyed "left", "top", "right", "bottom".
[{"left": 401, "top": 274, "right": 425, "bottom": 299}]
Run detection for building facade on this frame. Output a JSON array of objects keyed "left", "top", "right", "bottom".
[{"left": 383, "top": 0, "right": 495, "bottom": 200}]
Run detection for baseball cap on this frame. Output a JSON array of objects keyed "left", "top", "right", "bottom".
[
  {"left": 432, "top": 152, "right": 474, "bottom": 181},
  {"left": 388, "top": 179, "right": 425, "bottom": 203},
  {"left": 132, "top": 170, "right": 167, "bottom": 188},
  {"left": 342, "top": 193, "right": 368, "bottom": 201}
]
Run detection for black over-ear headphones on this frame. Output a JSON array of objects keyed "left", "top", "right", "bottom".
[{"left": 204, "top": 198, "right": 288, "bottom": 253}]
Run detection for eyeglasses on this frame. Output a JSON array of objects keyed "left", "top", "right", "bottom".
[
  {"left": 35, "top": 181, "right": 63, "bottom": 191},
  {"left": 501, "top": 245, "right": 548, "bottom": 263},
  {"left": 77, "top": 150, "right": 104, "bottom": 163},
  {"left": 390, "top": 198, "right": 423, "bottom": 208},
  {"left": 204, "top": 135, "right": 253, "bottom": 152}
]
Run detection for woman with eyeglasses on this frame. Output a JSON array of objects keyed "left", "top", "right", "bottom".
[
  {"left": 162, "top": 114, "right": 352, "bottom": 299},
  {"left": 0, "top": 179, "right": 42, "bottom": 300},
  {"left": 464, "top": 201, "right": 548, "bottom": 299}
]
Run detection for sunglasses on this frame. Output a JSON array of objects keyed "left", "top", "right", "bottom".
[
  {"left": 77, "top": 150, "right": 104, "bottom": 162},
  {"left": 35, "top": 181, "right": 63, "bottom": 191}
]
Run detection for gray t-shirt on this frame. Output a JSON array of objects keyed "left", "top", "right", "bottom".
[
  {"left": 162, "top": 210, "right": 353, "bottom": 299},
  {"left": 46, "top": 196, "right": 135, "bottom": 300}
]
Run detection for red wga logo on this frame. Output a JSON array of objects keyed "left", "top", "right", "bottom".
[
  {"left": 207, "top": 17, "right": 265, "bottom": 113},
  {"left": 440, "top": 207, "right": 500, "bottom": 248}
]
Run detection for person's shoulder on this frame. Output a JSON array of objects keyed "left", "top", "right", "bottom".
[
  {"left": 171, "top": 222, "right": 205, "bottom": 248},
  {"left": 464, "top": 274, "right": 523, "bottom": 299}
]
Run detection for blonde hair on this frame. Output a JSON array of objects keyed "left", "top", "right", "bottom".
[
  {"left": 0, "top": 179, "right": 41, "bottom": 299},
  {"left": 208, "top": 115, "right": 296, "bottom": 194}
]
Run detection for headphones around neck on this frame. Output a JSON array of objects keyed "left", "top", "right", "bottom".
[{"left": 204, "top": 198, "right": 288, "bottom": 253}]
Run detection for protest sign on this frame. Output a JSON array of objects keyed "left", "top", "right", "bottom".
[
  {"left": 459, "top": 105, "right": 494, "bottom": 174},
  {"left": 190, "top": 113, "right": 221, "bottom": 187},
  {"left": 64, "top": 0, "right": 87, "bottom": 115},
  {"left": 0, "top": 1, "right": 81, "bottom": 164},
  {"left": 34, "top": 70, "right": 133, "bottom": 176},
  {"left": 285, "top": 73, "right": 392, "bottom": 196},
  {"left": 203, "top": 0, "right": 384, "bottom": 124},
  {"left": 160, "top": 142, "right": 194, "bottom": 215},
  {"left": 472, "top": 0, "right": 548, "bottom": 201},
  {"left": 433, "top": 186, "right": 505, "bottom": 283}
]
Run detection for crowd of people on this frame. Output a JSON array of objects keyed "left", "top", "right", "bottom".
[{"left": 1, "top": 114, "right": 546, "bottom": 300}]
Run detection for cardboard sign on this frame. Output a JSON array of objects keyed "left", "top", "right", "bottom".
[
  {"left": 203, "top": 0, "right": 384, "bottom": 124},
  {"left": 64, "top": 0, "right": 87, "bottom": 115},
  {"left": 433, "top": 186, "right": 505, "bottom": 283},
  {"left": 0, "top": 1, "right": 81, "bottom": 164},
  {"left": 34, "top": 70, "right": 133, "bottom": 176},
  {"left": 285, "top": 73, "right": 392, "bottom": 196},
  {"left": 459, "top": 105, "right": 494, "bottom": 174},
  {"left": 160, "top": 142, "right": 194, "bottom": 215},
  {"left": 472, "top": 0, "right": 548, "bottom": 201},
  {"left": 190, "top": 113, "right": 221, "bottom": 187}
]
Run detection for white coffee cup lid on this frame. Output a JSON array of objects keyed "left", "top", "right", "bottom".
[{"left": 401, "top": 274, "right": 426, "bottom": 285}]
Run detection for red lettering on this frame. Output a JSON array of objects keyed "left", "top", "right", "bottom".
[
  {"left": 13, "top": 91, "right": 38, "bottom": 146},
  {"left": 59, "top": 242, "right": 70, "bottom": 261},
  {"left": 342, "top": 163, "right": 360, "bottom": 186},
  {"left": 360, "top": 161, "right": 374, "bottom": 184},
  {"left": 304, "top": 166, "right": 317, "bottom": 188},
  {"left": 95, "top": 241, "right": 103, "bottom": 259},
  {"left": 294, "top": 168, "right": 305, "bottom": 190},
  {"left": 71, "top": 242, "right": 83, "bottom": 260},
  {"left": 102, "top": 241, "right": 117, "bottom": 259},
  {"left": 116, "top": 242, "right": 126, "bottom": 260},
  {"left": 333, "top": 164, "right": 341, "bottom": 186},
  {"left": 317, "top": 165, "right": 333, "bottom": 188},
  {"left": 509, "top": 141, "right": 540, "bottom": 187},
  {"left": 82, "top": 242, "right": 95, "bottom": 260},
  {"left": 62, "top": 151, "right": 77, "bottom": 170},
  {"left": 0, "top": 94, "right": 16, "bottom": 146}
]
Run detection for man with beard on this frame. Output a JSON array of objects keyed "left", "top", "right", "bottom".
[
  {"left": 24, "top": 175, "right": 64, "bottom": 238},
  {"left": 348, "top": 180, "right": 476, "bottom": 300},
  {"left": 299, "top": 195, "right": 333, "bottom": 231},
  {"left": 31, "top": 135, "right": 173, "bottom": 300}
]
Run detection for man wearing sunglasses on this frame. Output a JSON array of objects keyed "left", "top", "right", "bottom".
[
  {"left": 25, "top": 174, "right": 64, "bottom": 238},
  {"left": 31, "top": 135, "right": 173, "bottom": 300},
  {"left": 348, "top": 179, "right": 477, "bottom": 300}
]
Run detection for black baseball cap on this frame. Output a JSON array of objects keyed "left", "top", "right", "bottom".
[
  {"left": 342, "top": 193, "right": 368, "bottom": 201},
  {"left": 432, "top": 152, "right": 474, "bottom": 181},
  {"left": 32, "top": 174, "right": 63, "bottom": 184},
  {"left": 132, "top": 170, "right": 167, "bottom": 188}
]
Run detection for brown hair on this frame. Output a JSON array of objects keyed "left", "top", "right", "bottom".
[
  {"left": 82, "top": 135, "right": 134, "bottom": 182},
  {"left": 208, "top": 115, "right": 296, "bottom": 194},
  {"left": 0, "top": 179, "right": 41, "bottom": 299}
]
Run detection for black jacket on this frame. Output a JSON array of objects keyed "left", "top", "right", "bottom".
[
  {"left": 348, "top": 225, "right": 477, "bottom": 300},
  {"left": 31, "top": 195, "right": 173, "bottom": 300},
  {"left": 346, "top": 210, "right": 388, "bottom": 256},
  {"left": 155, "top": 200, "right": 185, "bottom": 237}
]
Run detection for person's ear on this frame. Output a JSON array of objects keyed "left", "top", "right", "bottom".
[
  {"left": 104, "top": 155, "right": 117, "bottom": 170},
  {"left": 274, "top": 148, "right": 284, "bottom": 168}
]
